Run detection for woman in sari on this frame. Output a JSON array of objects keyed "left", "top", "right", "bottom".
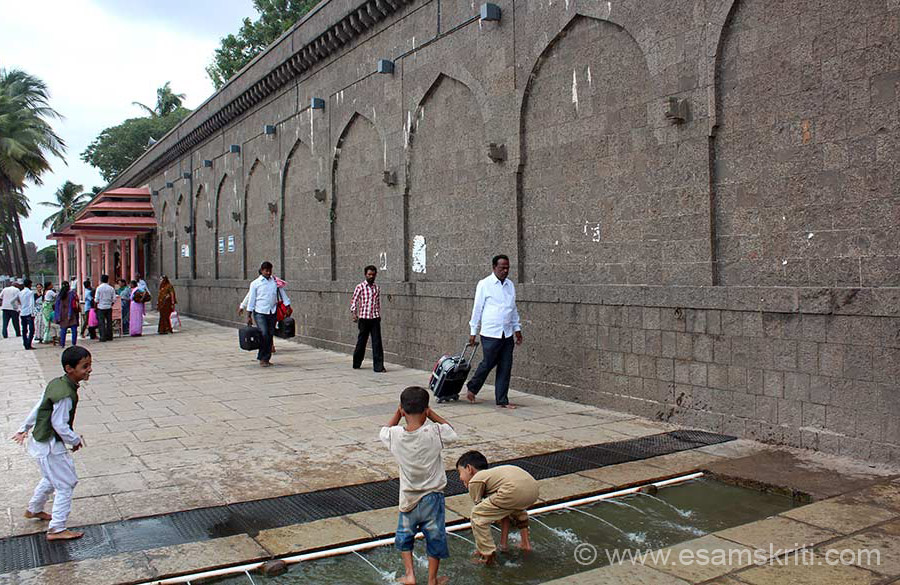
[
  {"left": 54, "top": 281, "right": 80, "bottom": 347},
  {"left": 41, "top": 282, "right": 57, "bottom": 343},
  {"left": 129, "top": 280, "right": 145, "bottom": 336},
  {"left": 157, "top": 276, "right": 177, "bottom": 334}
]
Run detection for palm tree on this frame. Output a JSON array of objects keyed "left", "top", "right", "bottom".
[
  {"left": 132, "top": 82, "right": 186, "bottom": 118},
  {"left": 1, "top": 190, "right": 30, "bottom": 274},
  {"left": 41, "top": 180, "right": 87, "bottom": 231},
  {"left": 0, "top": 68, "right": 66, "bottom": 278}
]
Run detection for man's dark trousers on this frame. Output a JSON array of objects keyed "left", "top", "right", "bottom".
[
  {"left": 97, "top": 308, "right": 113, "bottom": 341},
  {"left": 466, "top": 334, "right": 515, "bottom": 406},
  {"left": 20, "top": 315, "right": 34, "bottom": 349},
  {"left": 254, "top": 311, "right": 276, "bottom": 362},
  {"left": 353, "top": 318, "right": 384, "bottom": 371},
  {"left": 2, "top": 309, "right": 20, "bottom": 338}
]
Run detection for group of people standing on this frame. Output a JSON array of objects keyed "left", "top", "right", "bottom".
[{"left": 0, "top": 272, "right": 178, "bottom": 348}]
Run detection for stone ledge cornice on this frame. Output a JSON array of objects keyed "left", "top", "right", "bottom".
[{"left": 110, "top": 0, "right": 414, "bottom": 189}]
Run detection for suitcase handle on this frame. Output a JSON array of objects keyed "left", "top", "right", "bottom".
[{"left": 461, "top": 341, "right": 479, "bottom": 363}]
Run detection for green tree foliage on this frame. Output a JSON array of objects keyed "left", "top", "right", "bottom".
[
  {"left": 40, "top": 180, "right": 89, "bottom": 231},
  {"left": 206, "top": 0, "right": 322, "bottom": 90},
  {"left": 0, "top": 68, "right": 66, "bottom": 277},
  {"left": 81, "top": 107, "right": 189, "bottom": 183},
  {"left": 132, "top": 82, "right": 186, "bottom": 118}
]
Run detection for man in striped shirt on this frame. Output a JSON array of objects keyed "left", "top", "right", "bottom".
[{"left": 350, "top": 265, "right": 386, "bottom": 372}]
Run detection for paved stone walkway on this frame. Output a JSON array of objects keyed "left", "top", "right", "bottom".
[
  {"left": 1, "top": 313, "right": 662, "bottom": 540},
  {"left": 4, "top": 315, "right": 899, "bottom": 585}
]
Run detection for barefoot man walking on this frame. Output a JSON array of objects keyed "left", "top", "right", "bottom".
[{"left": 465, "top": 254, "right": 523, "bottom": 409}]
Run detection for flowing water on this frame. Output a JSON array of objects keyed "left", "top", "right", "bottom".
[{"left": 204, "top": 478, "right": 795, "bottom": 585}]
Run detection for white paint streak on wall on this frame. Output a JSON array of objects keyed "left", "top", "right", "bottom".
[
  {"left": 583, "top": 221, "right": 602, "bottom": 242},
  {"left": 380, "top": 251, "right": 388, "bottom": 271},
  {"left": 571, "top": 69, "right": 579, "bottom": 109},
  {"left": 587, "top": 66, "right": 592, "bottom": 87},
  {"left": 404, "top": 111, "right": 412, "bottom": 148},
  {"left": 309, "top": 109, "right": 315, "bottom": 150},
  {"left": 606, "top": 1, "right": 612, "bottom": 18},
  {"left": 411, "top": 235, "right": 426, "bottom": 273}
]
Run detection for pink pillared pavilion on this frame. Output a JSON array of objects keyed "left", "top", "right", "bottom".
[{"left": 49, "top": 187, "right": 156, "bottom": 297}]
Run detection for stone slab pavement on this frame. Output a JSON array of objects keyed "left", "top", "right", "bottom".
[{"left": 1, "top": 313, "right": 665, "bottom": 539}]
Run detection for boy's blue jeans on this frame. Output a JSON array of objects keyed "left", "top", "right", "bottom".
[{"left": 395, "top": 492, "right": 449, "bottom": 559}]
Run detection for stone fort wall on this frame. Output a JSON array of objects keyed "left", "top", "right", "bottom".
[{"left": 109, "top": 0, "right": 900, "bottom": 461}]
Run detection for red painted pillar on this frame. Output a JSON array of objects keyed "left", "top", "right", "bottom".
[
  {"left": 62, "top": 241, "right": 69, "bottom": 283},
  {"left": 130, "top": 236, "right": 137, "bottom": 281},
  {"left": 77, "top": 237, "right": 86, "bottom": 298},
  {"left": 105, "top": 241, "right": 113, "bottom": 276},
  {"left": 56, "top": 243, "right": 62, "bottom": 285}
]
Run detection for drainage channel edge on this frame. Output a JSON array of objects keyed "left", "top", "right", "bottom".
[{"left": 0, "top": 429, "right": 734, "bottom": 574}]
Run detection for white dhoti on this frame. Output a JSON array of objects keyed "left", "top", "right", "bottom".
[{"left": 27, "top": 439, "right": 78, "bottom": 533}]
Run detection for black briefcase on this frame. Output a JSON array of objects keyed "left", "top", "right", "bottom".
[
  {"left": 275, "top": 317, "right": 295, "bottom": 339},
  {"left": 239, "top": 326, "right": 262, "bottom": 350}
]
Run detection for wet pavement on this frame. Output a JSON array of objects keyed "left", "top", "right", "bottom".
[{"left": 2, "top": 314, "right": 899, "bottom": 585}]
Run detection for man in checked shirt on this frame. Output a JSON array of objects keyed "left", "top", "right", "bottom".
[{"left": 350, "top": 265, "right": 387, "bottom": 372}]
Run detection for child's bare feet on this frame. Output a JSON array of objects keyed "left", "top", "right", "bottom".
[
  {"left": 466, "top": 391, "right": 478, "bottom": 404},
  {"left": 46, "top": 529, "right": 84, "bottom": 541},
  {"left": 519, "top": 528, "right": 533, "bottom": 552},
  {"left": 470, "top": 551, "right": 496, "bottom": 566},
  {"left": 429, "top": 577, "right": 449, "bottom": 585},
  {"left": 396, "top": 575, "right": 416, "bottom": 585},
  {"left": 24, "top": 511, "right": 51, "bottom": 521}
]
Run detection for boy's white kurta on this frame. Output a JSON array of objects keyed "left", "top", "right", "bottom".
[
  {"left": 17, "top": 391, "right": 81, "bottom": 533},
  {"left": 380, "top": 420, "right": 458, "bottom": 512}
]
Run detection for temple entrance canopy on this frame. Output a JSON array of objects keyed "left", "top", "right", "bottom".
[{"left": 49, "top": 187, "right": 156, "bottom": 297}]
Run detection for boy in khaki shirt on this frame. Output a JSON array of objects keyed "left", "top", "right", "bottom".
[{"left": 457, "top": 450, "right": 539, "bottom": 564}]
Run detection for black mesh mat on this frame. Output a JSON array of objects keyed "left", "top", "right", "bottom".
[{"left": 0, "top": 429, "right": 733, "bottom": 573}]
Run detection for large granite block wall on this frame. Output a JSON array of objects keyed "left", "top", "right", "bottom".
[{"left": 115, "top": 0, "right": 900, "bottom": 461}]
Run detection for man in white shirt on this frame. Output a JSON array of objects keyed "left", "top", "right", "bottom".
[
  {"left": 246, "top": 261, "right": 290, "bottom": 367},
  {"left": 466, "top": 255, "right": 523, "bottom": 409},
  {"left": 2, "top": 280, "right": 22, "bottom": 338},
  {"left": 18, "top": 279, "right": 36, "bottom": 349},
  {"left": 94, "top": 275, "right": 117, "bottom": 342}
]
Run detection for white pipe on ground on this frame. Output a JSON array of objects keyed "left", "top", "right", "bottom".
[{"left": 138, "top": 471, "right": 704, "bottom": 585}]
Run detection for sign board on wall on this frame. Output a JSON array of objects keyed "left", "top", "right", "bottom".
[
  {"left": 181, "top": 244, "right": 190, "bottom": 258},
  {"left": 218, "top": 238, "right": 225, "bottom": 254},
  {"left": 227, "top": 235, "right": 235, "bottom": 252}
]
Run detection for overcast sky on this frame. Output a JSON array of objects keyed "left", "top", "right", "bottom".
[{"left": 0, "top": 0, "right": 256, "bottom": 250}]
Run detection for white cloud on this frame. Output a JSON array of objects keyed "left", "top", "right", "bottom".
[{"left": 1, "top": 0, "right": 252, "bottom": 251}]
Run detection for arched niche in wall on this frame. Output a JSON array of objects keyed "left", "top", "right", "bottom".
[
  {"left": 243, "top": 158, "right": 279, "bottom": 279},
  {"left": 711, "top": 0, "right": 898, "bottom": 287},
  {"left": 215, "top": 173, "right": 240, "bottom": 279},
  {"left": 194, "top": 184, "right": 214, "bottom": 279},
  {"left": 159, "top": 200, "right": 174, "bottom": 279},
  {"left": 406, "top": 74, "right": 494, "bottom": 283},
  {"left": 331, "top": 112, "right": 398, "bottom": 281},
  {"left": 282, "top": 138, "right": 328, "bottom": 281},
  {"left": 519, "top": 15, "right": 710, "bottom": 286},
  {"left": 175, "top": 192, "right": 187, "bottom": 280}
]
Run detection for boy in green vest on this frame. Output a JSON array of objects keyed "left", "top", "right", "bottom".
[{"left": 10, "top": 346, "right": 91, "bottom": 540}]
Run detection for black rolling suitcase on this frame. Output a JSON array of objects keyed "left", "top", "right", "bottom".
[
  {"left": 239, "top": 325, "right": 262, "bottom": 351},
  {"left": 275, "top": 317, "right": 295, "bottom": 339},
  {"left": 429, "top": 342, "right": 479, "bottom": 403}
]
